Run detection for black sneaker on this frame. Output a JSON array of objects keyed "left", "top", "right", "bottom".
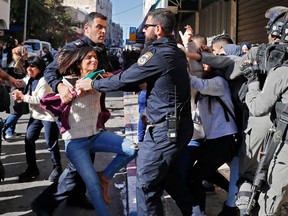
[
  {"left": 48, "top": 165, "right": 62, "bottom": 182},
  {"left": 19, "top": 166, "right": 40, "bottom": 182},
  {"left": 218, "top": 203, "right": 240, "bottom": 216}
]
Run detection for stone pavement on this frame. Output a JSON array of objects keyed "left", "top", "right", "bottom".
[{"left": 0, "top": 91, "right": 230, "bottom": 216}]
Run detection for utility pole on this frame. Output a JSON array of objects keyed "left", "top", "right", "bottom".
[{"left": 23, "top": 0, "right": 28, "bottom": 42}]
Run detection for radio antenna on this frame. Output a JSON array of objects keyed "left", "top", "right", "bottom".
[{"left": 174, "top": 85, "right": 177, "bottom": 116}]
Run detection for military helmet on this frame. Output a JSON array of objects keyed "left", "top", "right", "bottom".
[{"left": 265, "top": 6, "right": 288, "bottom": 37}]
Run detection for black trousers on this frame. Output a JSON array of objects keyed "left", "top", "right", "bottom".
[
  {"left": 32, "top": 155, "right": 94, "bottom": 211},
  {"left": 190, "top": 133, "right": 238, "bottom": 210},
  {"left": 136, "top": 116, "right": 193, "bottom": 216}
]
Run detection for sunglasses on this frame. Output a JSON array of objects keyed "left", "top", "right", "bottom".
[{"left": 143, "top": 24, "right": 158, "bottom": 30}]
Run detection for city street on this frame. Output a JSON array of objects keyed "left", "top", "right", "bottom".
[
  {"left": 0, "top": 91, "right": 229, "bottom": 216},
  {"left": 0, "top": 91, "right": 128, "bottom": 216}
]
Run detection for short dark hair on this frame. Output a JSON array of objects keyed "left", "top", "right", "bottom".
[
  {"left": 83, "top": 12, "right": 107, "bottom": 26},
  {"left": 192, "top": 34, "right": 207, "bottom": 45},
  {"left": 147, "top": 8, "right": 176, "bottom": 36},
  {"left": 27, "top": 56, "right": 46, "bottom": 73},
  {"left": 211, "top": 34, "right": 233, "bottom": 45}
]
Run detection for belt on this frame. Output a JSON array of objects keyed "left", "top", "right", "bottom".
[{"left": 151, "top": 121, "right": 167, "bottom": 127}]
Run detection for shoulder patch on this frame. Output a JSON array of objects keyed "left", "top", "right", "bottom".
[
  {"left": 73, "top": 40, "right": 85, "bottom": 47},
  {"left": 137, "top": 52, "right": 153, "bottom": 66}
]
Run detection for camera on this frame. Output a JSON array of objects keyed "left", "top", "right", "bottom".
[{"left": 166, "top": 113, "right": 178, "bottom": 143}]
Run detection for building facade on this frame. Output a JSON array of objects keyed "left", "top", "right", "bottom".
[
  {"left": 0, "top": 0, "right": 10, "bottom": 30},
  {"left": 63, "top": 0, "right": 123, "bottom": 47}
]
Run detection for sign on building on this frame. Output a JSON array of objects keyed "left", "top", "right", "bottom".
[{"left": 129, "top": 27, "right": 137, "bottom": 43}]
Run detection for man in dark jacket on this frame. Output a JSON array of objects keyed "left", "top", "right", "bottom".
[{"left": 76, "top": 8, "right": 194, "bottom": 216}]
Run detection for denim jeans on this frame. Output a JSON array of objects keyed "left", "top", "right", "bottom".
[
  {"left": 25, "top": 118, "right": 61, "bottom": 167},
  {"left": 2, "top": 114, "right": 22, "bottom": 136},
  {"left": 138, "top": 90, "right": 147, "bottom": 142},
  {"left": 226, "top": 156, "right": 239, "bottom": 207},
  {"left": 65, "top": 130, "right": 137, "bottom": 216}
]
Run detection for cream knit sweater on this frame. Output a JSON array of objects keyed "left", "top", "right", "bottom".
[{"left": 62, "top": 90, "right": 101, "bottom": 140}]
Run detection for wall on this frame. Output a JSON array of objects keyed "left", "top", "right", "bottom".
[
  {"left": 199, "top": 0, "right": 234, "bottom": 41},
  {"left": 237, "top": 0, "right": 288, "bottom": 45}
]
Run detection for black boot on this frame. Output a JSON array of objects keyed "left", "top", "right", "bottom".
[
  {"left": 19, "top": 166, "right": 40, "bottom": 182},
  {"left": 48, "top": 165, "right": 62, "bottom": 182}
]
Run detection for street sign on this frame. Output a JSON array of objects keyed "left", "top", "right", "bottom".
[{"left": 129, "top": 27, "right": 137, "bottom": 43}]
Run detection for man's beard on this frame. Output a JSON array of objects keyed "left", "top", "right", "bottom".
[{"left": 145, "top": 33, "right": 157, "bottom": 46}]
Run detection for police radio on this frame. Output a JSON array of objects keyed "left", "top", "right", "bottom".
[{"left": 166, "top": 86, "right": 179, "bottom": 143}]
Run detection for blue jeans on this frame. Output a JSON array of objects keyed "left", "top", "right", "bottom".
[
  {"left": 65, "top": 130, "right": 137, "bottom": 216},
  {"left": 226, "top": 156, "right": 239, "bottom": 207},
  {"left": 2, "top": 114, "right": 22, "bottom": 136},
  {"left": 138, "top": 90, "right": 147, "bottom": 142}
]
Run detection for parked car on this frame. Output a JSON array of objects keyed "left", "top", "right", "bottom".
[
  {"left": 24, "top": 45, "right": 37, "bottom": 58},
  {"left": 24, "top": 39, "right": 52, "bottom": 56}
]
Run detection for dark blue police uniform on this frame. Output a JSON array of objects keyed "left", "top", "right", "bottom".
[
  {"left": 32, "top": 35, "right": 113, "bottom": 213},
  {"left": 92, "top": 37, "right": 194, "bottom": 216}
]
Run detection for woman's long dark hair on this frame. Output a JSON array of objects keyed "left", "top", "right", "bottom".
[{"left": 57, "top": 46, "right": 96, "bottom": 76}]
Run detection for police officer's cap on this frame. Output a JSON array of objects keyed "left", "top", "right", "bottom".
[{"left": 265, "top": 6, "right": 288, "bottom": 37}]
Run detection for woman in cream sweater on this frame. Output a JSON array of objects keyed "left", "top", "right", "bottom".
[{"left": 55, "top": 46, "right": 137, "bottom": 216}]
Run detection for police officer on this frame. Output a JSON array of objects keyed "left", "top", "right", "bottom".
[
  {"left": 76, "top": 8, "right": 194, "bottom": 216},
  {"left": 31, "top": 12, "right": 113, "bottom": 215},
  {"left": 233, "top": 7, "right": 288, "bottom": 215},
  {"left": 244, "top": 17, "right": 288, "bottom": 215}
]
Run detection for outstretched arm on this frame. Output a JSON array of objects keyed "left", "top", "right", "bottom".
[{"left": 0, "top": 69, "right": 24, "bottom": 88}]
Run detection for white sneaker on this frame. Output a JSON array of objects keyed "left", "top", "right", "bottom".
[{"left": 5, "top": 133, "right": 20, "bottom": 140}]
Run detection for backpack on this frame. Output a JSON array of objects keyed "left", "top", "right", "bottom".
[{"left": 256, "top": 43, "right": 288, "bottom": 75}]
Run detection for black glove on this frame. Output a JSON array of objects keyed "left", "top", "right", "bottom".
[{"left": 240, "top": 62, "right": 259, "bottom": 82}]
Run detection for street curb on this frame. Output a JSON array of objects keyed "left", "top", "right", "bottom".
[{"left": 123, "top": 92, "right": 139, "bottom": 216}]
